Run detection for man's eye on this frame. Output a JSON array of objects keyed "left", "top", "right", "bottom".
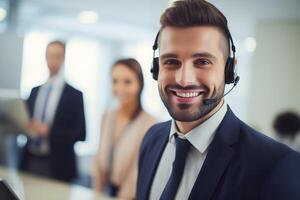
[
  {"left": 164, "top": 59, "right": 180, "bottom": 66},
  {"left": 194, "top": 59, "right": 210, "bottom": 65}
]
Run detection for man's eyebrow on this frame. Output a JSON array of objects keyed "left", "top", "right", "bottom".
[
  {"left": 160, "top": 53, "right": 179, "bottom": 60},
  {"left": 160, "top": 52, "right": 217, "bottom": 60},
  {"left": 192, "top": 52, "right": 217, "bottom": 60}
]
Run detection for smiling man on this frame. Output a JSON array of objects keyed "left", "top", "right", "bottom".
[
  {"left": 158, "top": 25, "right": 227, "bottom": 128},
  {"left": 136, "top": 0, "right": 300, "bottom": 200}
]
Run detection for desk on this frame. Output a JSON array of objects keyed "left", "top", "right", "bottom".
[{"left": 0, "top": 167, "right": 116, "bottom": 200}]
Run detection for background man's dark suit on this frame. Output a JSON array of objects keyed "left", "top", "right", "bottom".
[
  {"left": 137, "top": 107, "right": 300, "bottom": 200},
  {"left": 20, "top": 83, "right": 86, "bottom": 182}
]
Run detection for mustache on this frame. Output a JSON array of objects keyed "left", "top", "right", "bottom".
[{"left": 165, "top": 84, "right": 209, "bottom": 91}]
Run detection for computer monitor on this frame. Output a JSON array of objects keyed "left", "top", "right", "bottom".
[{"left": 0, "top": 96, "right": 30, "bottom": 134}]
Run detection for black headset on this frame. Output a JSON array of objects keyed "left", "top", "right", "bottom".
[{"left": 150, "top": 29, "right": 239, "bottom": 85}]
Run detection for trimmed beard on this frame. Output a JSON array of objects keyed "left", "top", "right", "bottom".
[{"left": 159, "top": 84, "right": 225, "bottom": 122}]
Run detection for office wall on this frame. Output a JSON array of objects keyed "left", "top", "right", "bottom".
[
  {"left": 0, "top": 32, "right": 24, "bottom": 91},
  {"left": 248, "top": 21, "right": 300, "bottom": 136}
]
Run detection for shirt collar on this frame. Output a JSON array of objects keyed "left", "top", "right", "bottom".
[
  {"left": 46, "top": 70, "right": 64, "bottom": 87},
  {"left": 169, "top": 102, "right": 228, "bottom": 154}
]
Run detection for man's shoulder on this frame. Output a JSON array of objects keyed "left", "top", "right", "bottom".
[
  {"left": 31, "top": 85, "right": 41, "bottom": 93},
  {"left": 143, "top": 120, "right": 171, "bottom": 139},
  {"left": 222, "top": 108, "right": 296, "bottom": 166},
  {"left": 237, "top": 119, "right": 297, "bottom": 165},
  {"left": 233, "top": 121, "right": 300, "bottom": 199},
  {"left": 27, "top": 85, "right": 41, "bottom": 99},
  {"left": 64, "top": 83, "right": 83, "bottom": 97},
  {"left": 222, "top": 107, "right": 289, "bottom": 154},
  {"left": 141, "top": 120, "right": 171, "bottom": 148}
]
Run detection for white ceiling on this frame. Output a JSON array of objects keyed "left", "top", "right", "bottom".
[{"left": 13, "top": 0, "right": 300, "bottom": 41}]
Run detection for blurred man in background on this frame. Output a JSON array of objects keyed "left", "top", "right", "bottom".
[{"left": 20, "top": 41, "right": 86, "bottom": 182}]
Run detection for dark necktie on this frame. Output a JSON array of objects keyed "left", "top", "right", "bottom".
[{"left": 160, "top": 134, "right": 191, "bottom": 200}]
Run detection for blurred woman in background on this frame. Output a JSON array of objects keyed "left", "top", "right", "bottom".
[{"left": 91, "top": 58, "right": 156, "bottom": 199}]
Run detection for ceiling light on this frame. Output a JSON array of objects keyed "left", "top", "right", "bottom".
[
  {"left": 78, "top": 10, "right": 99, "bottom": 24},
  {"left": 0, "top": 7, "right": 7, "bottom": 22},
  {"left": 244, "top": 37, "right": 256, "bottom": 52}
]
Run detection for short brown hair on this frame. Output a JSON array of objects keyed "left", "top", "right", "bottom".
[
  {"left": 160, "top": 0, "right": 230, "bottom": 55},
  {"left": 47, "top": 40, "right": 66, "bottom": 55}
]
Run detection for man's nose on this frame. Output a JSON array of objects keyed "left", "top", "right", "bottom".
[{"left": 175, "top": 64, "right": 197, "bottom": 87}]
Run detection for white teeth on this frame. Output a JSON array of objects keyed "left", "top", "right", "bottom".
[{"left": 176, "top": 92, "right": 200, "bottom": 98}]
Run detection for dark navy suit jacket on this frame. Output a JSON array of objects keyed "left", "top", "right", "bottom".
[
  {"left": 20, "top": 83, "right": 86, "bottom": 182},
  {"left": 137, "top": 107, "right": 300, "bottom": 200}
]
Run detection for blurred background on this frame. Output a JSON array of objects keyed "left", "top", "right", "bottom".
[{"left": 0, "top": 0, "right": 300, "bottom": 198}]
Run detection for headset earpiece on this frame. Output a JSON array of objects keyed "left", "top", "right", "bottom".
[
  {"left": 150, "top": 32, "right": 160, "bottom": 81},
  {"left": 151, "top": 57, "right": 159, "bottom": 80},
  {"left": 224, "top": 32, "right": 238, "bottom": 85},
  {"left": 225, "top": 57, "right": 235, "bottom": 84}
]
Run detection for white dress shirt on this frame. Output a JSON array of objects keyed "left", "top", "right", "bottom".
[
  {"left": 150, "top": 102, "right": 228, "bottom": 200},
  {"left": 30, "top": 72, "right": 65, "bottom": 154}
]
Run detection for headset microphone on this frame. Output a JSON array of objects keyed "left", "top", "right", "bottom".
[{"left": 203, "top": 76, "right": 240, "bottom": 106}]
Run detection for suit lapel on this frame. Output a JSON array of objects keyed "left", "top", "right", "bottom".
[
  {"left": 51, "top": 83, "right": 67, "bottom": 126},
  {"left": 27, "top": 87, "right": 40, "bottom": 117},
  {"left": 189, "top": 107, "right": 240, "bottom": 200},
  {"left": 142, "top": 122, "right": 170, "bottom": 200},
  {"left": 188, "top": 137, "right": 234, "bottom": 200}
]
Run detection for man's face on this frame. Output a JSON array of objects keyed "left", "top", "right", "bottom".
[
  {"left": 158, "top": 26, "right": 227, "bottom": 122},
  {"left": 46, "top": 44, "right": 65, "bottom": 77}
]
